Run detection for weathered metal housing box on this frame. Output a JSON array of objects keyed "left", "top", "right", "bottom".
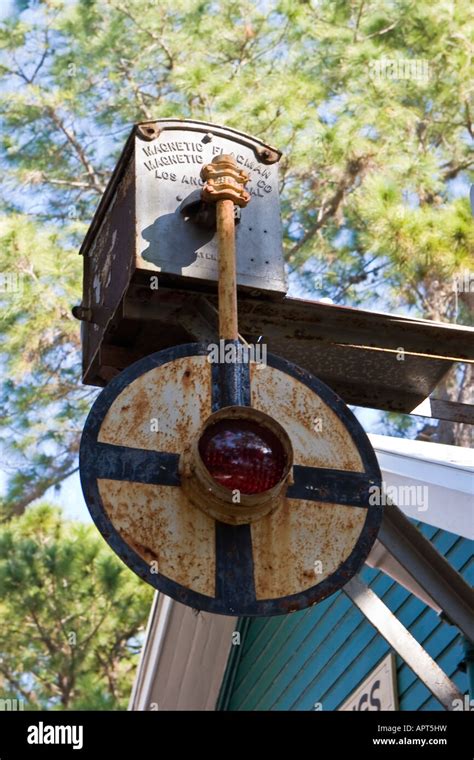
[
  {"left": 76, "top": 120, "right": 474, "bottom": 432},
  {"left": 77, "top": 119, "right": 286, "bottom": 385}
]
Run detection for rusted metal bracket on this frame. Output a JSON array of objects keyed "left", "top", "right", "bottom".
[
  {"left": 343, "top": 575, "right": 464, "bottom": 710},
  {"left": 174, "top": 295, "right": 219, "bottom": 344},
  {"left": 178, "top": 189, "right": 241, "bottom": 231},
  {"left": 72, "top": 304, "right": 113, "bottom": 328},
  {"left": 410, "top": 397, "right": 474, "bottom": 425}
]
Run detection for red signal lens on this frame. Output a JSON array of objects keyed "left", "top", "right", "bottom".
[{"left": 198, "top": 418, "right": 287, "bottom": 495}]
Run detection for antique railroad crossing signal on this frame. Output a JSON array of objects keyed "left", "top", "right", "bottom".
[
  {"left": 79, "top": 344, "right": 382, "bottom": 616},
  {"left": 79, "top": 122, "right": 383, "bottom": 616}
]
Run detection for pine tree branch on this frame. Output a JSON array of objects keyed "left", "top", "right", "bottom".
[
  {"left": 28, "top": 30, "right": 50, "bottom": 85},
  {"left": 0, "top": 664, "right": 35, "bottom": 704},
  {"left": 45, "top": 107, "right": 105, "bottom": 194},
  {"left": 112, "top": 3, "right": 175, "bottom": 70},
  {"left": 8, "top": 464, "right": 79, "bottom": 517},
  {"left": 288, "top": 155, "right": 373, "bottom": 260},
  {"left": 441, "top": 159, "right": 474, "bottom": 181},
  {"left": 353, "top": 1, "right": 365, "bottom": 42},
  {"left": 116, "top": 60, "right": 155, "bottom": 120},
  {"left": 75, "top": 605, "right": 113, "bottom": 652},
  {"left": 332, "top": 257, "right": 386, "bottom": 302},
  {"left": 362, "top": 20, "right": 398, "bottom": 40},
  {"left": 464, "top": 102, "right": 473, "bottom": 138},
  {"left": 27, "top": 608, "right": 59, "bottom": 658}
]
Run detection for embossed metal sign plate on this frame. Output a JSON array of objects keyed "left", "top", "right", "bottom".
[{"left": 135, "top": 119, "right": 286, "bottom": 293}]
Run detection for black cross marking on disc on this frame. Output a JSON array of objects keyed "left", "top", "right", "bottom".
[{"left": 80, "top": 343, "right": 382, "bottom": 616}]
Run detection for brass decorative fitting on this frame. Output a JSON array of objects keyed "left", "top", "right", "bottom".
[{"left": 200, "top": 154, "right": 251, "bottom": 207}]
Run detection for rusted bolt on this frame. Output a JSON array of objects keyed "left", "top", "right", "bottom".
[
  {"left": 72, "top": 305, "right": 92, "bottom": 321},
  {"left": 256, "top": 146, "right": 279, "bottom": 164},
  {"left": 137, "top": 123, "right": 161, "bottom": 141}
]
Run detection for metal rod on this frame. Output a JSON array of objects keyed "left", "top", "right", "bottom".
[
  {"left": 343, "top": 575, "right": 464, "bottom": 710},
  {"left": 201, "top": 154, "right": 250, "bottom": 343},
  {"left": 216, "top": 199, "right": 239, "bottom": 340}
]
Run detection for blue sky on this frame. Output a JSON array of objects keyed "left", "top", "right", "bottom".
[{"left": 0, "top": 1, "right": 15, "bottom": 21}]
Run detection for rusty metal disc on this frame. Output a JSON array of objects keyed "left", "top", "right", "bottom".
[{"left": 80, "top": 343, "right": 382, "bottom": 616}]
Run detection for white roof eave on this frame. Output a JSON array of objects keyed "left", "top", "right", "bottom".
[{"left": 368, "top": 434, "right": 474, "bottom": 540}]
